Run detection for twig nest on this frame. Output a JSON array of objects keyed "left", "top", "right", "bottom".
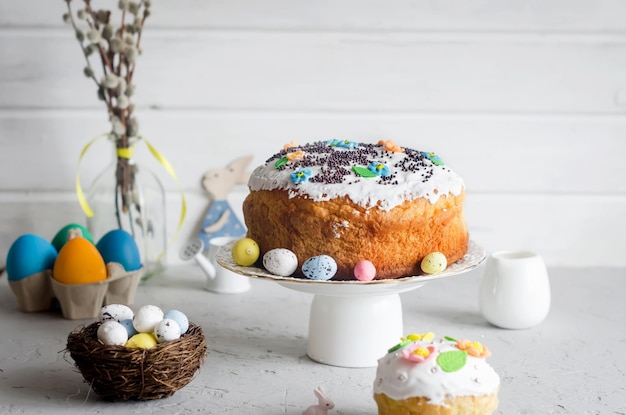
[{"left": 66, "top": 321, "right": 207, "bottom": 401}]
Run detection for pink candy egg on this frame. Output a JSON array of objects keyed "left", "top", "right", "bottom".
[{"left": 354, "top": 260, "right": 376, "bottom": 281}]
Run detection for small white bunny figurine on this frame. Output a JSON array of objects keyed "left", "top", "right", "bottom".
[{"left": 303, "top": 386, "right": 335, "bottom": 415}]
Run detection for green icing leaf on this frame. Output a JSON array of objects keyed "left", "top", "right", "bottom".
[
  {"left": 436, "top": 350, "right": 467, "bottom": 372},
  {"left": 274, "top": 156, "right": 288, "bottom": 169},
  {"left": 387, "top": 339, "right": 411, "bottom": 354},
  {"left": 353, "top": 165, "right": 377, "bottom": 178},
  {"left": 444, "top": 336, "right": 457, "bottom": 342}
]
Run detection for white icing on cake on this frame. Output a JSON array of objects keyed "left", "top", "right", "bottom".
[
  {"left": 374, "top": 337, "right": 500, "bottom": 405},
  {"left": 247, "top": 141, "right": 464, "bottom": 211}
]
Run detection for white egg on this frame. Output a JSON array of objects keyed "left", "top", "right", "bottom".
[
  {"left": 263, "top": 248, "right": 298, "bottom": 276},
  {"left": 133, "top": 305, "right": 164, "bottom": 333},
  {"left": 97, "top": 320, "right": 129, "bottom": 346},
  {"left": 99, "top": 304, "right": 134, "bottom": 323},
  {"left": 154, "top": 318, "right": 181, "bottom": 343}
]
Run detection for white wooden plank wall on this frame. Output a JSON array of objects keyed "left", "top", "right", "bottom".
[{"left": 0, "top": 0, "right": 625, "bottom": 268}]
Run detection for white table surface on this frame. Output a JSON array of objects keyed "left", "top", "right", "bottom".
[{"left": 0, "top": 265, "right": 624, "bottom": 415}]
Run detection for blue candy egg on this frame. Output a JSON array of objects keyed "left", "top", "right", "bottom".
[
  {"left": 302, "top": 255, "right": 337, "bottom": 281},
  {"left": 6, "top": 234, "right": 58, "bottom": 281},
  {"left": 119, "top": 318, "right": 139, "bottom": 337},
  {"left": 96, "top": 229, "right": 142, "bottom": 271},
  {"left": 164, "top": 309, "right": 189, "bottom": 334}
]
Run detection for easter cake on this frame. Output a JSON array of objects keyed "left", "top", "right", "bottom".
[
  {"left": 242, "top": 140, "right": 468, "bottom": 280},
  {"left": 373, "top": 333, "right": 500, "bottom": 415}
]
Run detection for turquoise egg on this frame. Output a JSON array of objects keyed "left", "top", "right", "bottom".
[
  {"left": 6, "top": 234, "right": 58, "bottom": 281},
  {"left": 51, "top": 223, "right": 94, "bottom": 251},
  {"left": 96, "top": 229, "right": 142, "bottom": 271}
]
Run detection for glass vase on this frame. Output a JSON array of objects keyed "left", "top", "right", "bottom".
[{"left": 85, "top": 136, "right": 167, "bottom": 281}]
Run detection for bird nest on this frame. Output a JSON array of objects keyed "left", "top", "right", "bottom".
[{"left": 66, "top": 322, "right": 207, "bottom": 401}]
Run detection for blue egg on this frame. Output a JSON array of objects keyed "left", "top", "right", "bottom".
[
  {"left": 6, "top": 234, "right": 58, "bottom": 281},
  {"left": 96, "top": 229, "right": 142, "bottom": 271},
  {"left": 119, "top": 318, "right": 138, "bottom": 337},
  {"left": 164, "top": 309, "right": 189, "bottom": 334},
  {"left": 302, "top": 255, "right": 337, "bottom": 281}
]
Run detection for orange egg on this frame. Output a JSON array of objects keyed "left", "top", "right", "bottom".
[{"left": 53, "top": 237, "right": 107, "bottom": 284}]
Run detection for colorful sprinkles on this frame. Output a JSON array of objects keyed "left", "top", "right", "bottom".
[{"left": 270, "top": 141, "right": 446, "bottom": 186}]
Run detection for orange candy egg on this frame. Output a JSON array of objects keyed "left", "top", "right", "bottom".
[{"left": 53, "top": 237, "right": 107, "bottom": 284}]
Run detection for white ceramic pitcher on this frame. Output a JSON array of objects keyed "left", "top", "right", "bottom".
[{"left": 479, "top": 251, "right": 550, "bottom": 329}]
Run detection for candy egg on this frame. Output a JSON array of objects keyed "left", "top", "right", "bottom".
[
  {"left": 133, "top": 305, "right": 164, "bottom": 333},
  {"left": 119, "top": 318, "right": 138, "bottom": 338},
  {"left": 97, "top": 320, "right": 129, "bottom": 346},
  {"left": 263, "top": 248, "right": 298, "bottom": 276},
  {"left": 6, "top": 234, "right": 58, "bottom": 281},
  {"left": 52, "top": 237, "right": 106, "bottom": 284},
  {"left": 231, "top": 237, "right": 260, "bottom": 266},
  {"left": 125, "top": 332, "right": 157, "bottom": 349},
  {"left": 354, "top": 259, "right": 376, "bottom": 281},
  {"left": 302, "top": 255, "right": 337, "bottom": 281},
  {"left": 154, "top": 318, "right": 181, "bottom": 343},
  {"left": 96, "top": 229, "right": 142, "bottom": 271},
  {"left": 99, "top": 304, "right": 134, "bottom": 323},
  {"left": 164, "top": 309, "right": 189, "bottom": 334},
  {"left": 51, "top": 223, "right": 94, "bottom": 251},
  {"left": 421, "top": 252, "right": 448, "bottom": 274}
]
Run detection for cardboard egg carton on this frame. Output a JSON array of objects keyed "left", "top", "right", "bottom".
[{"left": 8, "top": 264, "right": 143, "bottom": 319}]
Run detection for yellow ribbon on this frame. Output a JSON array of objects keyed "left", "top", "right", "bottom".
[{"left": 75, "top": 134, "right": 187, "bottom": 250}]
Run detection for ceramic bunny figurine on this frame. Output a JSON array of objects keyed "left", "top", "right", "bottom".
[
  {"left": 198, "top": 155, "right": 252, "bottom": 250},
  {"left": 303, "top": 387, "right": 335, "bottom": 415}
]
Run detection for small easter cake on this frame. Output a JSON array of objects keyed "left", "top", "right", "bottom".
[
  {"left": 373, "top": 333, "right": 500, "bottom": 415},
  {"left": 242, "top": 140, "right": 468, "bottom": 280}
]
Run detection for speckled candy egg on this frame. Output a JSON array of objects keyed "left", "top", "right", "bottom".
[
  {"left": 263, "top": 248, "right": 298, "bottom": 277},
  {"left": 302, "top": 255, "right": 337, "bottom": 281},
  {"left": 354, "top": 260, "right": 376, "bottom": 281},
  {"left": 96, "top": 229, "right": 142, "bottom": 271},
  {"left": 6, "top": 234, "right": 58, "bottom": 281},
  {"left": 164, "top": 309, "right": 189, "bottom": 334},
  {"left": 421, "top": 252, "right": 448, "bottom": 274},
  {"left": 99, "top": 304, "right": 134, "bottom": 323},
  {"left": 97, "top": 320, "right": 129, "bottom": 346},
  {"left": 154, "top": 318, "right": 181, "bottom": 343},
  {"left": 133, "top": 305, "right": 164, "bottom": 333}
]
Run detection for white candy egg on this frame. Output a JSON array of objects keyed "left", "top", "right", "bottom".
[
  {"left": 263, "top": 248, "right": 298, "bottom": 276},
  {"left": 133, "top": 305, "right": 164, "bottom": 333},
  {"left": 99, "top": 304, "right": 134, "bottom": 323},
  {"left": 97, "top": 320, "right": 129, "bottom": 346},
  {"left": 154, "top": 318, "right": 181, "bottom": 343}
]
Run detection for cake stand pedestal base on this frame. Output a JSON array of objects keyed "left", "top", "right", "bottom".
[
  {"left": 307, "top": 292, "right": 403, "bottom": 367},
  {"left": 278, "top": 280, "right": 426, "bottom": 368}
]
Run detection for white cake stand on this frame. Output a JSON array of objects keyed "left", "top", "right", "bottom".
[{"left": 216, "top": 241, "right": 486, "bottom": 368}]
